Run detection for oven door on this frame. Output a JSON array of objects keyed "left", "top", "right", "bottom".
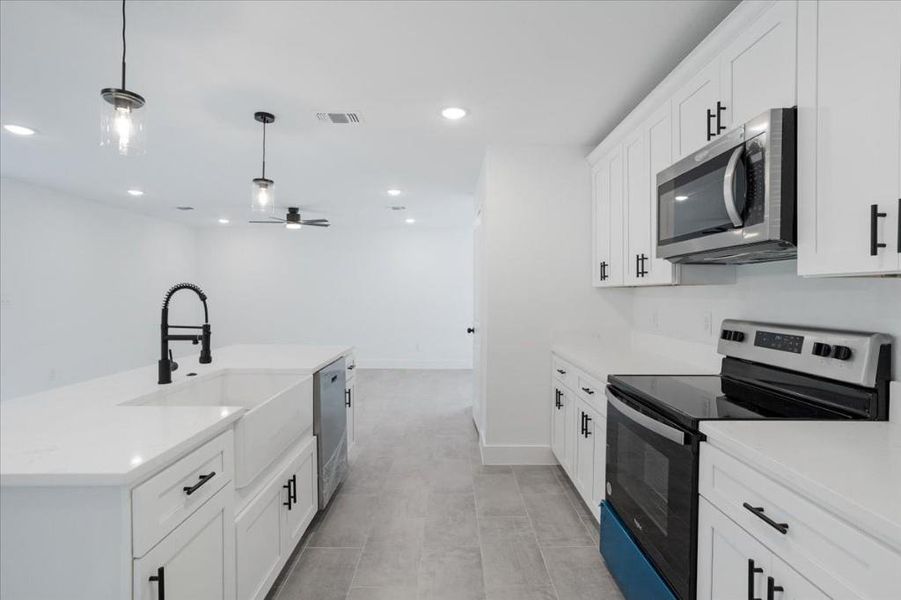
[{"left": 605, "top": 385, "right": 700, "bottom": 600}]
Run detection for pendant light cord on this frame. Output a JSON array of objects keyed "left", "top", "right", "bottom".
[
  {"left": 261, "top": 120, "right": 267, "bottom": 179},
  {"left": 121, "top": 0, "right": 127, "bottom": 89}
]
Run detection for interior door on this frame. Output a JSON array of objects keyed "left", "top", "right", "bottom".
[
  {"left": 697, "top": 496, "right": 772, "bottom": 600},
  {"left": 672, "top": 60, "right": 721, "bottom": 160},
  {"left": 797, "top": 0, "right": 901, "bottom": 276},
  {"left": 719, "top": 0, "right": 798, "bottom": 129},
  {"left": 134, "top": 487, "right": 234, "bottom": 600}
]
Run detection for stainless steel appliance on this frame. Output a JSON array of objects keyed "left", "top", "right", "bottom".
[
  {"left": 656, "top": 108, "right": 797, "bottom": 264},
  {"left": 602, "top": 320, "right": 892, "bottom": 600},
  {"left": 314, "top": 357, "right": 348, "bottom": 509}
]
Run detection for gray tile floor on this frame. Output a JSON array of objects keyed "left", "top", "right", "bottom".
[{"left": 272, "top": 369, "right": 624, "bottom": 600}]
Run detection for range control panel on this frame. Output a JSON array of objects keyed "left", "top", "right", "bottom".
[{"left": 717, "top": 319, "right": 892, "bottom": 387}]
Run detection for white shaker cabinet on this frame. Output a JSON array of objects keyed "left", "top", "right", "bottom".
[
  {"left": 592, "top": 148, "right": 625, "bottom": 287},
  {"left": 718, "top": 0, "right": 798, "bottom": 130},
  {"left": 134, "top": 486, "right": 235, "bottom": 600},
  {"left": 797, "top": 0, "right": 901, "bottom": 276},
  {"left": 671, "top": 59, "right": 722, "bottom": 160},
  {"left": 550, "top": 383, "right": 571, "bottom": 473},
  {"left": 573, "top": 399, "right": 596, "bottom": 502},
  {"left": 345, "top": 380, "right": 356, "bottom": 449}
]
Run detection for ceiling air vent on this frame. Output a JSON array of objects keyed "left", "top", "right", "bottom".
[{"left": 316, "top": 112, "right": 362, "bottom": 124}]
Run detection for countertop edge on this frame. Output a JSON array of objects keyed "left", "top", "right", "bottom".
[{"left": 701, "top": 423, "right": 901, "bottom": 554}]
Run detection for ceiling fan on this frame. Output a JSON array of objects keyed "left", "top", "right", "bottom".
[{"left": 249, "top": 207, "right": 330, "bottom": 230}]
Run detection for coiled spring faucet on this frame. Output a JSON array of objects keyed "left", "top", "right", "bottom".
[{"left": 159, "top": 283, "right": 212, "bottom": 384}]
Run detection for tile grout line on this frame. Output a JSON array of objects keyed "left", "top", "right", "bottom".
[{"left": 512, "top": 468, "right": 563, "bottom": 600}]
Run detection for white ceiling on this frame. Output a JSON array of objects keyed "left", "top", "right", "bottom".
[{"left": 0, "top": 0, "right": 737, "bottom": 229}]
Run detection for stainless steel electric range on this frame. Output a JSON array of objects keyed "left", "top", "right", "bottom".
[{"left": 600, "top": 320, "right": 892, "bottom": 600}]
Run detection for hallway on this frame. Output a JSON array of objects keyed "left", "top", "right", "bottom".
[{"left": 273, "top": 369, "right": 624, "bottom": 600}]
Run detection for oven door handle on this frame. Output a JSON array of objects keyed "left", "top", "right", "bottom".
[
  {"left": 607, "top": 388, "right": 687, "bottom": 446},
  {"left": 723, "top": 145, "right": 746, "bottom": 228}
]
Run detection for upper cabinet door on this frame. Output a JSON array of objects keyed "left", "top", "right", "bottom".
[
  {"left": 623, "top": 128, "right": 650, "bottom": 286},
  {"left": 719, "top": 0, "right": 798, "bottom": 129},
  {"left": 593, "top": 148, "right": 625, "bottom": 287},
  {"left": 643, "top": 103, "right": 678, "bottom": 286},
  {"left": 672, "top": 60, "right": 721, "bottom": 160},
  {"left": 797, "top": 0, "right": 901, "bottom": 276}
]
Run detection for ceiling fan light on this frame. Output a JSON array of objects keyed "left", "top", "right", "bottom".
[
  {"left": 251, "top": 177, "right": 275, "bottom": 213},
  {"left": 285, "top": 222, "right": 302, "bottom": 230}
]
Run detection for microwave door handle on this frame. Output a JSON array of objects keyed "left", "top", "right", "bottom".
[
  {"left": 606, "top": 389, "right": 687, "bottom": 446},
  {"left": 723, "top": 145, "right": 745, "bottom": 228}
]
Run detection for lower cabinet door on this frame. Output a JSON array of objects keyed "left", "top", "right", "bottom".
[
  {"left": 236, "top": 477, "right": 288, "bottom": 600},
  {"left": 134, "top": 486, "right": 235, "bottom": 600},
  {"left": 346, "top": 382, "right": 356, "bottom": 449},
  {"left": 283, "top": 438, "right": 318, "bottom": 551},
  {"left": 590, "top": 412, "right": 607, "bottom": 514},
  {"left": 574, "top": 403, "right": 596, "bottom": 502},
  {"left": 770, "top": 554, "right": 832, "bottom": 600},
  {"left": 697, "top": 495, "right": 772, "bottom": 600},
  {"left": 551, "top": 384, "right": 567, "bottom": 469}
]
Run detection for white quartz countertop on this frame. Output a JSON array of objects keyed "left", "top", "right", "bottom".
[
  {"left": 552, "top": 336, "right": 710, "bottom": 382},
  {"left": 701, "top": 419, "right": 901, "bottom": 552},
  {"left": 0, "top": 344, "right": 352, "bottom": 487}
]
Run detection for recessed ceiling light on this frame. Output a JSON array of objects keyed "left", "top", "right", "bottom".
[
  {"left": 218, "top": 218, "right": 230, "bottom": 225},
  {"left": 675, "top": 195, "right": 689, "bottom": 202},
  {"left": 441, "top": 107, "right": 467, "bottom": 120},
  {"left": 3, "top": 124, "right": 36, "bottom": 136},
  {"left": 405, "top": 218, "right": 416, "bottom": 224},
  {"left": 386, "top": 188, "right": 403, "bottom": 197},
  {"left": 127, "top": 189, "right": 144, "bottom": 197}
]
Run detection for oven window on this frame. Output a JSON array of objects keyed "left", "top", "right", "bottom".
[
  {"left": 617, "top": 422, "right": 670, "bottom": 534},
  {"left": 658, "top": 145, "right": 741, "bottom": 245}
]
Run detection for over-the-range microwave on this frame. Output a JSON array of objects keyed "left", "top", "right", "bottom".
[{"left": 656, "top": 108, "right": 796, "bottom": 264}]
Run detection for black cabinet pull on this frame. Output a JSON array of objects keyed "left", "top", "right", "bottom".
[
  {"left": 747, "top": 559, "right": 763, "bottom": 600},
  {"left": 743, "top": 502, "right": 789, "bottom": 534},
  {"left": 707, "top": 108, "right": 716, "bottom": 141},
  {"left": 345, "top": 388, "right": 352, "bottom": 408},
  {"left": 283, "top": 474, "right": 297, "bottom": 510},
  {"left": 580, "top": 412, "right": 586, "bottom": 436},
  {"left": 716, "top": 101, "right": 727, "bottom": 134},
  {"left": 556, "top": 368, "right": 566, "bottom": 375},
  {"left": 870, "top": 204, "right": 888, "bottom": 255},
  {"left": 637, "top": 254, "right": 648, "bottom": 277},
  {"left": 766, "top": 576, "right": 784, "bottom": 600},
  {"left": 599, "top": 261, "right": 608, "bottom": 281},
  {"left": 183, "top": 471, "right": 215, "bottom": 496},
  {"left": 584, "top": 415, "right": 592, "bottom": 436},
  {"left": 580, "top": 386, "right": 595, "bottom": 395},
  {"left": 348, "top": 363, "right": 356, "bottom": 370},
  {"left": 897, "top": 198, "right": 900, "bottom": 253},
  {"left": 466, "top": 327, "right": 475, "bottom": 334},
  {"left": 149, "top": 566, "right": 165, "bottom": 600}
]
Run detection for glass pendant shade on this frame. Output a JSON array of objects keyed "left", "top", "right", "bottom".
[
  {"left": 252, "top": 177, "right": 275, "bottom": 213},
  {"left": 100, "top": 90, "right": 146, "bottom": 156}
]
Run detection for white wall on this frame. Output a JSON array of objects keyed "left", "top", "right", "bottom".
[
  {"left": 0, "top": 178, "right": 199, "bottom": 401},
  {"left": 195, "top": 224, "right": 473, "bottom": 369},
  {"left": 630, "top": 261, "right": 901, "bottom": 373},
  {"left": 477, "top": 145, "right": 633, "bottom": 459}
]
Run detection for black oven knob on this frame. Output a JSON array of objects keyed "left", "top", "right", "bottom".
[
  {"left": 812, "top": 342, "right": 832, "bottom": 357},
  {"left": 831, "top": 345, "right": 852, "bottom": 361},
  {"left": 731, "top": 331, "right": 745, "bottom": 342},
  {"left": 721, "top": 329, "right": 733, "bottom": 341}
]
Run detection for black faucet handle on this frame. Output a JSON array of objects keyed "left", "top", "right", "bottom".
[
  {"left": 199, "top": 324, "right": 212, "bottom": 364},
  {"left": 169, "top": 349, "right": 179, "bottom": 372}
]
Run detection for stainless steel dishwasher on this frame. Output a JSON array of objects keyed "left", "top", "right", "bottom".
[{"left": 313, "top": 357, "right": 348, "bottom": 509}]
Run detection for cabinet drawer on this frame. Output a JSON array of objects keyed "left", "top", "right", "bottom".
[
  {"left": 133, "top": 430, "right": 234, "bottom": 557},
  {"left": 552, "top": 357, "right": 576, "bottom": 390},
  {"left": 576, "top": 372, "right": 605, "bottom": 416},
  {"left": 699, "top": 442, "right": 901, "bottom": 599}
]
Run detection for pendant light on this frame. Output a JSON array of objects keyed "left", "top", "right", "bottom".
[
  {"left": 251, "top": 111, "right": 276, "bottom": 213},
  {"left": 100, "top": 0, "right": 146, "bottom": 156}
]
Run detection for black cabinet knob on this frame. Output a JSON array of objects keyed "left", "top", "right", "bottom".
[
  {"left": 466, "top": 327, "right": 475, "bottom": 334},
  {"left": 812, "top": 342, "right": 833, "bottom": 357},
  {"left": 831, "top": 345, "right": 852, "bottom": 361}
]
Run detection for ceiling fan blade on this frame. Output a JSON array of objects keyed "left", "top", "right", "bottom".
[
  {"left": 248, "top": 220, "right": 285, "bottom": 224},
  {"left": 301, "top": 222, "right": 331, "bottom": 227},
  {"left": 299, "top": 219, "right": 329, "bottom": 224}
]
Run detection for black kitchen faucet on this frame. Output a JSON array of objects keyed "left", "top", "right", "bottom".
[{"left": 158, "top": 283, "right": 211, "bottom": 384}]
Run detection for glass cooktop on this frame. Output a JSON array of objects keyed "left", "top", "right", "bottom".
[{"left": 607, "top": 373, "right": 859, "bottom": 430}]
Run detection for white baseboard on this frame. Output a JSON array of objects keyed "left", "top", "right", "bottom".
[
  {"left": 479, "top": 440, "right": 557, "bottom": 465},
  {"left": 356, "top": 359, "right": 473, "bottom": 370}
]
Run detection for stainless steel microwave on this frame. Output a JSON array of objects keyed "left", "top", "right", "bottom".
[{"left": 656, "top": 108, "right": 796, "bottom": 264}]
